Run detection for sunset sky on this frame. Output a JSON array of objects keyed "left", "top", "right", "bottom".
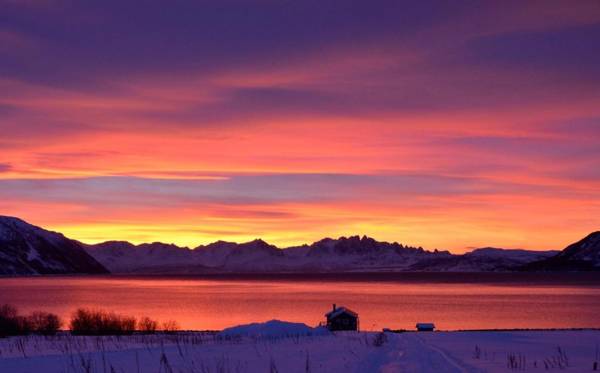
[{"left": 1, "top": 1, "right": 599, "bottom": 252}]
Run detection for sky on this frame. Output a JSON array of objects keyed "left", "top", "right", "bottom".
[{"left": 1, "top": 1, "right": 599, "bottom": 252}]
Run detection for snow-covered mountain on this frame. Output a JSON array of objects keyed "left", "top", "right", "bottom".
[
  {"left": 84, "top": 235, "right": 438, "bottom": 273},
  {"left": 524, "top": 231, "right": 600, "bottom": 271},
  {"left": 0, "top": 216, "right": 108, "bottom": 275},
  {"left": 84, "top": 238, "right": 286, "bottom": 273},
  {"left": 289, "top": 236, "right": 453, "bottom": 272},
  {"left": 84, "top": 241, "right": 194, "bottom": 273},
  {"left": 2, "top": 215, "right": 594, "bottom": 275},
  {"left": 85, "top": 234, "right": 559, "bottom": 274}
]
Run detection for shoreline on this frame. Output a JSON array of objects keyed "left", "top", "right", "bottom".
[{"left": 3, "top": 271, "right": 600, "bottom": 284}]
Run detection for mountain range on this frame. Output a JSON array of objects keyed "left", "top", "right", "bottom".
[{"left": 1, "top": 215, "right": 598, "bottom": 275}]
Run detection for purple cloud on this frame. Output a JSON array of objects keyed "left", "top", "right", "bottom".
[{"left": 0, "top": 163, "right": 12, "bottom": 173}]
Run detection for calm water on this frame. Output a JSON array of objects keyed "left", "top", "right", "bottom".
[{"left": 1, "top": 273, "right": 599, "bottom": 331}]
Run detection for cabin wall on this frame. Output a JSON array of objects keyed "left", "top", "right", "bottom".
[{"left": 327, "top": 314, "right": 358, "bottom": 331}]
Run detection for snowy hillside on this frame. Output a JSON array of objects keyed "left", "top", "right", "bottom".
[
  {"left": 0, "top": 216, "right": 108, "bottom": 275},
  {"left": 554, "top": 231, "right": 600, "bottom": 265},
  {"left": 524, "top": 231, "right": 600, "bottom": 271}
]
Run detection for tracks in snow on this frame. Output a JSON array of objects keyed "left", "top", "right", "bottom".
[{"left": 355, "top": 333, "right": 483, "bottom": 373}]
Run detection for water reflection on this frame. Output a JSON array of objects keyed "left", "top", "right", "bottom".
[{"left": 1, "top": 274, "right": 599, "bottom": 331}]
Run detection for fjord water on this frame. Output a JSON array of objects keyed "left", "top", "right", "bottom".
[{"left": 1, "top": 273, "right": 599, "bottom": 331}]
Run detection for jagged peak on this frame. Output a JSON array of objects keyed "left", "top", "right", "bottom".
[
  {"left": 248, "top": 238, "right": 269, "bottom": 245},
  {"left": 239, "top": 238, "right": 278, "bottom": 250},
  {"left": 84, "top": 233, "right": 422, "bottom": 254}
]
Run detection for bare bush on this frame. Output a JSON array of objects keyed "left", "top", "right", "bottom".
[
  {"left": 0, "top": 304, "right": 32, "bottom": 336},
  {"left": 138, "top": 316, "right": 158, "bottom": 334},
  {"left": 70, "top": 308, "right": 137, "bottom": 335},
  {"left": 0, "top": 304, "right": 19, "bottom": 336},
  {"left": 28, "top": 311, "right": 62, "bottom": 335},
  {"left": 161, "top": 320, "right": 180, "bottom": 333}
]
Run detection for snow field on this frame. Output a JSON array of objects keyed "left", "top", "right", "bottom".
[{"left": 0, "top": 327, "right": 599, "bottom": 372}]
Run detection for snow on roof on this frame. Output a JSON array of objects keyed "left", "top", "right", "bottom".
[
  {"left": 325, "top": 306, "right": 358, "bottom": 318},
  {"left": 416, "top": 323, "right": 435, "bottom": 328}
]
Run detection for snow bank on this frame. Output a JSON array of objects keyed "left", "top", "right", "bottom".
[{"left": 219, "top": 319, "right": 330, "bottom": 338}]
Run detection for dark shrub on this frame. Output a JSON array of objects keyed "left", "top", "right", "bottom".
[
  {"left": 0, "top": 304, "right": 31, "bottom": 336},
  {"left": 15, "top": 315, "right": 32, "bottom": 335},
  {"left": 0, "top": 304, "right": 18, "bottom": 319},
  {"left": 161, "top": 320, "right": 180, "bottom": 333},
  {"left": 0, "top": 304, "right": 19, "bottom": 337},
  {"left": 117, "top": 315, "right": 136, "bottom": 335},
  {"left": 70, "top": 308, "right": 137, "bottom": 335},
  {"left": 70, "top": 308, "right": 98, "bottom": 335},
  {"left": 138, "top": 316, "right": 158, "bottom": 334},
  {"left": 28, "top": 311, "right": 62, "bottom": 335}
]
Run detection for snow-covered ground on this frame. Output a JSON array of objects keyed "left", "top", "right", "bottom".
[{"left": 0, "top": 328, "right": 598, "bottom": 372}]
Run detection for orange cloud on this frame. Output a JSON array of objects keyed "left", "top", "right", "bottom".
[{"left": 1, "top": 1, "right": 599, "bottom": 252}]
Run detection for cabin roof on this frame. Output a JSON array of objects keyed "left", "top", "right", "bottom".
[
  {"left": 325, "top": 306, "right": 358, "bottom": 319},
  {"left": 416, "top": 323, "right": 435, "bottom": 328}
]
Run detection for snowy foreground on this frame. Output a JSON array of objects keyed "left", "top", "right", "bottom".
[{"left": 0, "top": 325, "right": 599, "bottom": 372}]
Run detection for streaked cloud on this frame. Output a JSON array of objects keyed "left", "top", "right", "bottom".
[
  {"left": 0, "top": 1, "right": 599, "bottom": 251},
  {"left": 0, "top": 163, "right": 12, "bottom": 173}
]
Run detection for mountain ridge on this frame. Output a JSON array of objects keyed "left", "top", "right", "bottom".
[
  {"left": 3, "top": 215, "right": 598, "bottom": 275},
  {"left": 0, "top": 216, "right": 108, "bottom": 275},
  {"left": 522, "top": 231, "right": 600, "bottom": 271},
  {"left": 84, "top": 233, "right": 560, "bottom": 274}
]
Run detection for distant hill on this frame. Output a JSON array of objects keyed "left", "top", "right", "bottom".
[
  {"left": 0, "top": 216, "right": 108, "bottom": 275},
  {"left": 523, "top": 232, "right": 600, "bottom": 271},
  {"left": 409, "top": 247, "right": 558, "bottom": 272}
]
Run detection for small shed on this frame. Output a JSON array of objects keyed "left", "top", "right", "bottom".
[
  {"left": 416, "top": 323, "right": 435, "bottom": 332},
  {"left": 325, "top": 304, "right": 359, "bottom": 331}
]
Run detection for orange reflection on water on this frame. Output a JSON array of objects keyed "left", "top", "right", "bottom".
[{"left": 1, "top": 274, "right": 599, "bottom": 331}]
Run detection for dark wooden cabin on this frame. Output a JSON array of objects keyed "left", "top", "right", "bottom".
[{"left": 325, "top": 304, "right": 359, "bottom": 331}]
